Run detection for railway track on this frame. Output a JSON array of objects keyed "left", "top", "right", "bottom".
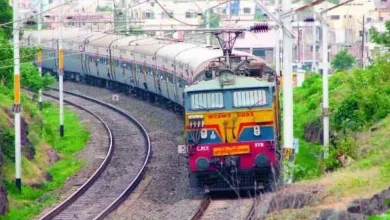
[
  {"left": 191, "top": 194, "right": 257, "bottom": 220},
  {"left": 38, "top": 89, "right": 151, "bottom": 220}
]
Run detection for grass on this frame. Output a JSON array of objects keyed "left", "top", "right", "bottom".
[
  {"left": 268, "top": 114, "right": 390, "bottom": 219},
  {"left": 0, "top": 95, "right": 89, "bottom": 220},
  {"left": 369, "top": 210, "right": 390, "bottom": 220},
  {"left": 272, "top": 60, "right": 390, "bottom": 218}
]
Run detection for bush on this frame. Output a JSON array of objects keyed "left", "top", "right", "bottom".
[
  {"left": 293, "top": 54, "right": 390, "bottom": 178},
  {"left": 0, "top": 127, "right": 14, "bottom": 160},
  {"left": 21, "top": 63, "right": 55, "bottom": 93}
]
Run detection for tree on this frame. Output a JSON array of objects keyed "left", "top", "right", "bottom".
[
  {"left": 369, "top": 21, "right": 390, "bottom": 49},
  {"left": 331, "top": 49, "right": 356, "bottom": 71},
  {"left": 0, "top": 0, "right": 12, "bottom": 39},
  {"left": 0, "top": 0, "right": 55, "bottom": 91},
  {"left": 21, "top": 63, "right": 55, "bottom": 93}
]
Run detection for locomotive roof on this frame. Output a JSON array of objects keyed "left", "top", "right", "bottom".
[{"left": 184, "top": 76, "right": 275, "bottom": 93}]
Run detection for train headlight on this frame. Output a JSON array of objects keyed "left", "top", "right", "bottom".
[
  {"left": 196, "top": 157, "right": 210, "bottom": 171},
  {"left": 201, "top": 129, "right": 208, "bottom": 139},
  {"left": 255, "top": 153, "right": 269, "bottom": 167},
  {"left": 254, "top": 126, "right": 261, "bottom": 136},
  {"left": 219, "top": 69, "right": 235, "bottom": 85}
]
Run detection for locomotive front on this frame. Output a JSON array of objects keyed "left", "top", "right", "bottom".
[{"left": 179, "top": 56, "right": 281, "bottom": 192}]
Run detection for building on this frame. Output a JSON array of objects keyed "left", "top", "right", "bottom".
[{"left": 18, "top": 0, "right": 389, "bottom": 71}]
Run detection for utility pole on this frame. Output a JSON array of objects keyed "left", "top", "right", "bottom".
[
  {"left": 206, "top": 0, "right": 211, "bottom": 45},
  {"left": 126, "top": 0, "right": 130, "bottom": 33},
  {"left": 253, "top": 0, "right": 295, "bottom": 183},
  {"left": 59, "top": 0, "right": 65, "bottom": 137},
  {"left": 297, "top": 20, "right": 300, "bottom": 68},
  {"left": 312, "top": 11, "right": 316, "bottom": 72},
  {"left": 302, "top": 26, "right": 305, "bottom": 67},
  {"left": 361, "top": 14, "right": 364, "bottom": 68},
  {"left": 322, "top": 8, "right": 329, "bottom": 159},
  {"left": 357, "top": 14, "right": 369, "bottom": 68},
  {"left": 282, "top": 0, "right": 294, "bottom": 183},
  {"left": 38, "top": 0, "right": 43, "bottom": 111},
  {"left": 274, "top": 0, "right": 280, "bottom": 77},
  {"left": 13, "top": 0, "right": 22, "bottom": 192}
]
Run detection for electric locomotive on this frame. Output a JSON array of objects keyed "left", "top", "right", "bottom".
[
  {"left": 178, "top": 54, "right": 281, "bottom": 192},
  {"left": 23, "top": 28, "right": 280, "bottom": 192}
]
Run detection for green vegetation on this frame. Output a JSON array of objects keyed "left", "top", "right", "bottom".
[
  {"left": 0, "top": 88, "right": 89, "bottom": 219},
  {"left": 369, "top": 210, "right": 390, "bottom": 220},
  {"left": 268, "top": 52, "right": 390, "bottom": 220},
  {"left": 331, "top": 49, "right": 356, "bottom": 71},
  {"left": 0, "top": 0, "right": 12, "bottom": 39},
  {"left": 293, "top": 54, "right": 390, "bottom": 180},
  {"left": 0, "top": 0, "right": 89, "bottom": 218},
  {"left": 369, "top": 21, "right": 390, "bottom": 49}
]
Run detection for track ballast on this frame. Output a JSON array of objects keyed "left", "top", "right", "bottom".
[{"left": 39, "top": 89, "right": 151, "bottom": 220}]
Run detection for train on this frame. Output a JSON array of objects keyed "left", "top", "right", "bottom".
[{"left": 23, "top": 28, "right": 282, "bottom": 192}]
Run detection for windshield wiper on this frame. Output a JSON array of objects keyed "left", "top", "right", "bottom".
[
  {"left": 193, "top": 101, "right": 209, "bottom": 112},
  {"left": 248, "top": 97, "right": 266, "bottom": 109}
]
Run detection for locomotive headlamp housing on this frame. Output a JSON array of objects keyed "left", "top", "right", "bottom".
[{"left": 219, "top": 69, "right": 235, "bottom": 85}]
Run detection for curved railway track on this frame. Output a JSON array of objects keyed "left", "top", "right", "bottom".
[{"left": 38, "top": 89, "right": 151, "bottom": 220}]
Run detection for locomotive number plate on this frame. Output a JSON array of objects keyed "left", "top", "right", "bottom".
[{"left": 213, "top": 145, "right": 250, "bottom": 156}]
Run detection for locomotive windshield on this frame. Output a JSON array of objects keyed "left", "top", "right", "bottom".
[
  {"left": 232, "top": 89, "right": 268, "bottom": 108},
  {"left": 187, "top": 87, "right": 271, "bottom": 112},
  {"left": 190, "top": 92, "right": 224, "bottom": 110}
]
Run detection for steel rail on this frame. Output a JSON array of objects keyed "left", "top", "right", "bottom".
[
  {"left": 36, "top": 88, "right": 152, "bottom": 220},
  {"left": 36, "top": 91, "right": 114, "bottom": 220},
  {"left": 190, "top": 195, "right": 211, "bottom": 220}
]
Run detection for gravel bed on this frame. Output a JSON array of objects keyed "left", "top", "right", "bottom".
[
  {"left": 41, "top": 89, "right": 148, "bottom": 219},
  {"left": 59, "top": 81, "right": 204, "bottom": 219},
  {"left": 33, "top": 94, "right": 110, "bottom": 219}
]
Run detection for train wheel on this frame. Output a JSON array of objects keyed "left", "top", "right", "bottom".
[
  {"left": 135, "top": 89, "right": 141, "bottom": 98},
  {"left": 149, "top": 93, "right": 156, "bottom": 103},
  {"left": 142, "top": 91, "right": 148, "bottom": 101}
]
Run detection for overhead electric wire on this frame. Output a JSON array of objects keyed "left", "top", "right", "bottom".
[
  {"left": 0, "top": 0, "right": 77, "bottom": 29},
  {"left": 1, "top": 0, "right": 230, "bottom": 66}
]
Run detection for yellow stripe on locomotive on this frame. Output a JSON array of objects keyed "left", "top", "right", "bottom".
[{"left": 185, "top": 108, "right": 275, "bottom": 145}]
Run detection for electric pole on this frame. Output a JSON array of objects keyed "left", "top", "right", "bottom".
[
  {"left": 302, "top": 26, "right": 305, "bottom": 68},
  {"left": 59, "top": 0, "right": 65, "bottom": 137},
  {"left": 206, "top": 0, "right": 211, "bottom": 45},
  {"left": 13, "top": 0, "right": 22, "bottom": 192},
  {"left": 274, "top": 0, "right": 280, "bottom": 77},
  {"left": 297, "top": 20, "right": 301, "bottom": 68},
  {"left": 361, "top": 14, "right": 364, "bottom": 68},
  {"left": 38, "top": 0, "right": 43, "bottom": 111},
  {"left": 312, "top": 11, "right": 316, "bottom": 72},
  {"left": 126, "top": 0, "right": 130, "bottom": 32},
  {"left": 253, "top": 0, "right": 295, "bottom": 183},
  {"left": 282, "top": 0, "right": 294, "bottom": 183},
  {"left": 322, "top": 8, "right": 329, "bottom": 159}
]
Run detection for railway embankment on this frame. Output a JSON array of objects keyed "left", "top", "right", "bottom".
[
  {"left": 263, "top": 55, "right": 390, "bottom": 219},
  {"left": 0, "top": 86, "right": 90, "bottom": 219}
]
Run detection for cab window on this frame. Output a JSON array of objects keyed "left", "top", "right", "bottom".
[
  {"left": 190, "top": 92, "right": 223, "bottom": 110},
  {"left": 233, "top": 89, "right": 267, "bottom": 108}
]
